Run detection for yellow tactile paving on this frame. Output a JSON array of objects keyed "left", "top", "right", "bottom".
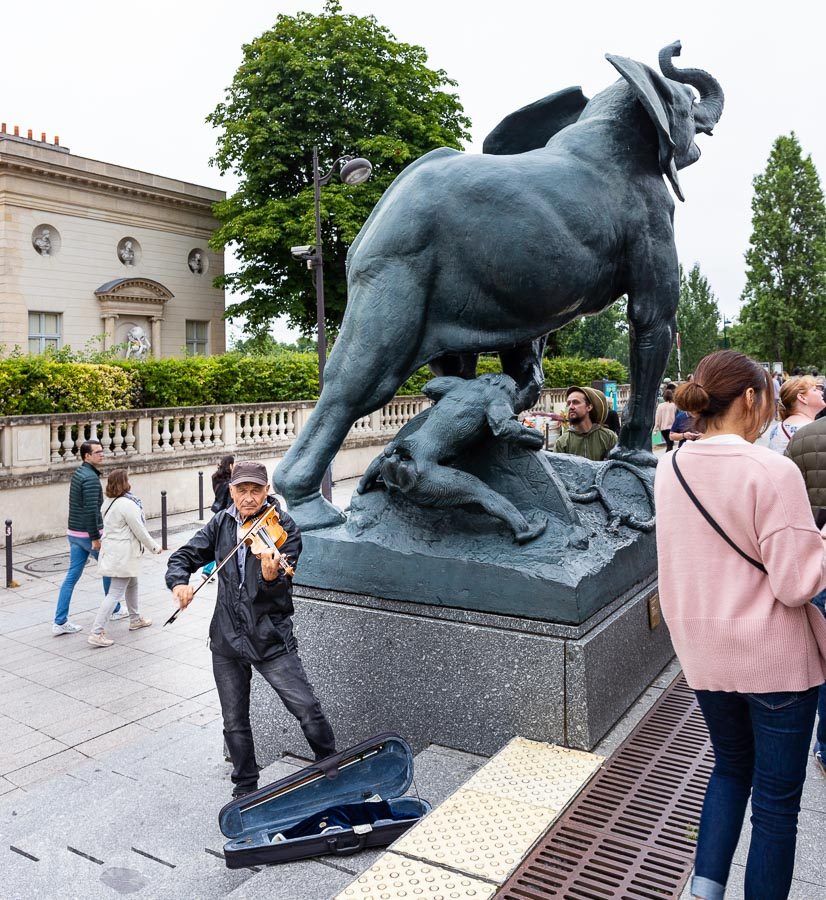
[
  {"left": 335, "top": 851, "right": 496, "bottom": 899},
  {"left": 460, "top": 736, "right": 603, "bottom": 811},
  {"left": 389, "top": 787, "right": 556, "bottom": 882}
]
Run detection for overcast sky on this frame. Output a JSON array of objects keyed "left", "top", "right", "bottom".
[{"left": 6, "top": 0, "right": 825, "bottom": 341}]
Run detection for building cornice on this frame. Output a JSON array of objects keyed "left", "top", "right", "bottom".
[{"left": 0, "top": 154, "right": 220, "bottom": 214}]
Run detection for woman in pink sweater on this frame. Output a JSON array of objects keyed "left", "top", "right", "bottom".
[{"left": 655, "top": 350, "right": 826, "bottom": 900}]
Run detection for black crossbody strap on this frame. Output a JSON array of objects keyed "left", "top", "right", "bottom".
[{"left": 671, "top": 448, "right": 767, "bottom": 574}]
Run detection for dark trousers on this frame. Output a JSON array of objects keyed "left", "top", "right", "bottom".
[
  {"left": 212, "top": 650, "right": 336, "bottom": 793},
  {"left": 661, "top": 428, "right": 673, "bottom": 452},
  {"left": 692, "top": 687, "right": 819, "bottom": 900}
]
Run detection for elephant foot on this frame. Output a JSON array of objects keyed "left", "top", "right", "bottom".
[
  {"left": 285, "top": 493, "right": 346, "bottom": 531},
  {"left": 514, "top": 512, "right": 548, "bottom": 545},
  {"left": 608, "top": 445, "right": 658, "bottom": 468}
]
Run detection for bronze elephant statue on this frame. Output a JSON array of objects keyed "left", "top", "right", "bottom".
[{"left": 275, "top": 41, "right": 723, "bottom": 529}]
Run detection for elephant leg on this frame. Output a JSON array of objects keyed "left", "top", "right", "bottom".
[
  {"left": 613, "top": 254, "right": 678, "bottom": 466},
  {"left": 428, "top": 352, "right": 478, "bottom": 379},
  {"left": 499, "top": 336, "right": 547, "bottom": 413},
  {"left": 274, "top": 267, "right": 430, "bottom": 528}
]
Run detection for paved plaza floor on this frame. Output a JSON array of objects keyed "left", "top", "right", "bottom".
[{"left": 0, "top": 477, "right": 824, "bottom": 898}]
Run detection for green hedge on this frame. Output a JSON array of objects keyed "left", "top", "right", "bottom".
[
  {"left": 0, "top": 357, "right": 137, "bottom": 415},
  {"left": 0, "top": 352, "right": 627, "bottom": 416}
]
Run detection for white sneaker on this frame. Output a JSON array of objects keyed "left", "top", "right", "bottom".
[
  {"left": 128, "top": 616, "right": 152, "bottom": 631},
  {"left": 110, "top": 609, "right": 130, "bottom": 621},
  {"left": 52, "top": 621, "right": 83, "bottom": 635},
  {"left": 88, "top": 631, "right": 114, "bottom": 648}
]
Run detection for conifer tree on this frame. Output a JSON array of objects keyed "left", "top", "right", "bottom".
[
  {"left": 668, "top": 264, "right": 721, "bottom": 377},
  {"left": 737, "top": 133, "right": 826, "bottom": 369}
]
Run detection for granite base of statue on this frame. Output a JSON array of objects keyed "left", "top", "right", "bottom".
[{"left": 251, "top": 378, "right": 671, "bottom": 761}]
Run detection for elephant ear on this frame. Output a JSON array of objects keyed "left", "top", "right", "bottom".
[
  {"left": 482, "top": 87, "right": 589, "bottom": 155},
  {"left": 606, "top": 54, "right": 685, "bottom": 201}
]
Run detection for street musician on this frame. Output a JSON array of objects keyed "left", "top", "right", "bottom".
[{"left": 165, "top": 461, "right": 336, "bottom": 799}]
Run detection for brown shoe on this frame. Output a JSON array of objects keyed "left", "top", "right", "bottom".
[
  {"left": 88, "top": 632, "right": 114, "bottom": 648},
  {"left": 128, "top": 616, "right": 152, "bottom": 631}
]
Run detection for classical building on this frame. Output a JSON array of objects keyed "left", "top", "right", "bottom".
[{"left": 0, "top": 125, "right": 226, "bottom": 358}]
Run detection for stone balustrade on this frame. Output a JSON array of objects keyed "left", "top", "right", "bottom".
[{"left": 0, "top": 385, "right": 631, "bottom": 473}]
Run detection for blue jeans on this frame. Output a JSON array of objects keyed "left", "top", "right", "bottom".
[
  {"left": 692, "top": 687, "right": 819, "bottom": 900},
  {"left": 212, "top": 649, "right": 336, "bottom": 794},
  {"left": 54, "top": 536, "right": 112, "bottom": 625},
  {"left": 812, "top": 590, "right": 826, "bottom": 754}
]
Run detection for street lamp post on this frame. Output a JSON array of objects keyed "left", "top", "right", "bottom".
[
  {"left": 297, "top": 146, "right": 372, "bottom": 501},
  {"left": 723, "top": 316, "right": 731, "bottom": 349}
]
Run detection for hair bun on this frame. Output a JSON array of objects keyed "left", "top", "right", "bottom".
[{"left": 675, "top": 381, "right": 710, "bottom": 414}]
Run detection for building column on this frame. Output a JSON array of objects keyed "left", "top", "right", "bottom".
[
  {"left": 102, "top": 315, "right": 118, "bottom": 351},
  {"left": 150, "top": 316, "right": 163, "bottom": 359}
]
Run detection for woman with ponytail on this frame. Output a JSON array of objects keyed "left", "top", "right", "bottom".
[
  {"left": 655, "top": 350, "right": 826, "bottom": 900},
  {"left": 766, "top": 375, "right": 825, "bottom": 453}
]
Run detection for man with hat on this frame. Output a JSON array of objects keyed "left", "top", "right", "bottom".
[
  {"left": 553, "top": 386, "right": 618, "bottom": 461},
  {"left": 165, "top": 460, "right": 336, "bottom": 799}
]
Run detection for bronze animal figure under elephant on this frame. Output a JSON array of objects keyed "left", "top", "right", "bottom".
[
  {"left": 275, "top": 41, "right": 723, "bottom": 530},
  {"left": 358, "top": 374, "right": 547, "bottom": 544}
]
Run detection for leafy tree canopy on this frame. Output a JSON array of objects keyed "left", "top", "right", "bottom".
[
  {"left": 545, "top": 299, "right": 629, "bottom": 369},
  {"left": 668, "top": 264, "right": 721, "bottom": 377},
  {"left": 735, "top": 133, "right": 826, "bottom": 370},
  {"left": 208, "top": 0, "right": 471, "bottom": 335}
]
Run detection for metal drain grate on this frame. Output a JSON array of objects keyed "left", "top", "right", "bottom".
[{"left": 496, "top": 674, "right": 712, "bottom": 899}]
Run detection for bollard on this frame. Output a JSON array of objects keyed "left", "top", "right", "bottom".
[
  {"left": 5, "top": 519, "right": 16, "bottom": 588},
  {"left": 544, "top": 422, "right": 550, "bottom": 451},
  {"left": 160, "top": 491, "right": 168, "bottom": 550},
  {"left": 198, "top": 471, "right": 205, "bottom": 520}
]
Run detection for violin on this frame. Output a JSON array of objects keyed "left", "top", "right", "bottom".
[
  {"left": 164, "top": 501, "right": 294, "bottom": 626},
  {"left": 241, "top": 504, "right": 295, "bottom": 577}
]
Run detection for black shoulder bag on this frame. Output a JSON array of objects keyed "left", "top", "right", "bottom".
[{"left": 671, "top": 447, "right": 767, "bottom": 574}]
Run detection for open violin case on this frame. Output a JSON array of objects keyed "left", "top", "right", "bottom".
[{"left": 218, "top": 732, "right": 430, "bottom": 868}]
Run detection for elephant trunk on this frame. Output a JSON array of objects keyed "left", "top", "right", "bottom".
[{"left": 658, "top": 40, "right": 724, "bottom": 134}]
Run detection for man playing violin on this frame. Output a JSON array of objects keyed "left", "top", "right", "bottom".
[{"left": 165, "top": 460, "right": 336, "bottom": 799}]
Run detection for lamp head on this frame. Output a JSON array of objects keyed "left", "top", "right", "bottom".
[{"left": 339, "top": 156, "right": 373, "bottom": 185}]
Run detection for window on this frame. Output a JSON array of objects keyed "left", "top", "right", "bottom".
[
  {"left": 28, "top": 312, "right": 61, "bottom": 354},
  {"left": 185, "top": 320, "right": 209, "bottom": 356}
]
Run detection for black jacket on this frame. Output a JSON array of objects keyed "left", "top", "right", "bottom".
[
  {"left": 67, "top": 462, "right": 104, "bottom": 540},
  {"left": 211, "top": 479, "right": 231, "bottom": 514},
  {"left": 165, "top": 496, "right": 302, "bottom": 662}
]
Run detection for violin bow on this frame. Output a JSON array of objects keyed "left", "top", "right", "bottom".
[{"left": 163, "top": 502, "right": 280, "bottom": 627}]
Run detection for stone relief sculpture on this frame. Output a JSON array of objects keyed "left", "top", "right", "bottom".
[
  {"left": 124, "top": 325, "right": 151, "bottom": 360},
  {"left": 33, "top": 228, "right": 52, "bottom": 256},
  {"left": 119, "top": 240, "right": 135, "bottom": 266},
  {"left": 358, "top": 374, "right": 548, "bottom": 543},
  {"left": 274, "top": 41, "right": 724, "bottom": 530},
  {"left": 188, "top": 251, "right": 204, "bottom": 274}
]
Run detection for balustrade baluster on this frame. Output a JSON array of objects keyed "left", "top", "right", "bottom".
[
  {"left": 203, "top": 414, "right": 215, "bottom": 448},
  {"left": 213, "top": 414, "right": 224, "bottom": 447},
  {"left": 171, "top": 416, "right": 183, "bottom": 451},
  {"left": 160, "top": 416, "right": 173, "bottom": 452},
  {"left": 182, "top": 416, "right": 193, "bottom": 450},
  {"left": 112, "top": 420, "right": 125, "bottom": 457},
  {"left": 151, "top": 417, "right": 161, "bottom": 453},
  {"left": 125, "top": 419, "right": 136, "bottom": 455},
  {"left": 192, "top": 415, "right": 203, "bottom": 449},
  {"left": 50, "top": 423, "right": 62, "bottom": 462}
]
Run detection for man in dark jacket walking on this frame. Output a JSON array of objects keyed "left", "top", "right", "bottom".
[
  {"left": 786, "top": 423, "right": 826, "bottom": 777},
  {"left": 53, "top": 440, "right": 112, "bottom": 634},
  {"left": 165, "top": 461, "right": 335, "bottom": 798}
]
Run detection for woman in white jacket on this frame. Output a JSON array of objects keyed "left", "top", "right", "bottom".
[{"left": 89, "top": 469, "right": 161, "bottom": 647}]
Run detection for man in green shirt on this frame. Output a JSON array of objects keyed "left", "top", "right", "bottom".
[{"left": 553, "top": 386, "right": 618, "bottom": 461}]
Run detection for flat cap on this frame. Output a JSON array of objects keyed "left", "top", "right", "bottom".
[{"left": 229, "top": 461, "right": 269, "bottom": 487}]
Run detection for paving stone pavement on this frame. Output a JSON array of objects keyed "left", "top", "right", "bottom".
[{"left": 1, "top": 480, "right": 824, "bottom": 898}]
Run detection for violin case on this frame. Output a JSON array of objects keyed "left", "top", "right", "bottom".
[{"left": 218, "top": 732, "right": 430, "bottom": 868}]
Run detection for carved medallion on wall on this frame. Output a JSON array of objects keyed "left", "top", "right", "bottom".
[
  {"left": 32, "top": 224, "right": 61, "bottom": 257},
  {"left": 188, "top": 248, "right": 207, "bottom": 274},
  {"left": 117, "top": 236, "right": 142, "bottom": 267}
]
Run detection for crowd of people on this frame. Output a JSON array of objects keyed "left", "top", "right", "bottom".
[{"left": 48, "top": 356, "right": 826, "bottom": 898}]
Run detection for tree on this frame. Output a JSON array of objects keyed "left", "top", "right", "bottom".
[
  {"left": 208, "top": 0, "right": 471, "bottom": 335},
  {"left": 545, "top": 299, "right": 629, "bottom": 367},
  {"left": 667, "top": 264, "right": 721, "bottom": 377},
  {"left": 736, "top": 133, "right": 826, "bottom": 370}
]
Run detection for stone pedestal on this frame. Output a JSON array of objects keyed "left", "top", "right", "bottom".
[{"left": 250, "top": 578, "right": 673, "bottom": 763}]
